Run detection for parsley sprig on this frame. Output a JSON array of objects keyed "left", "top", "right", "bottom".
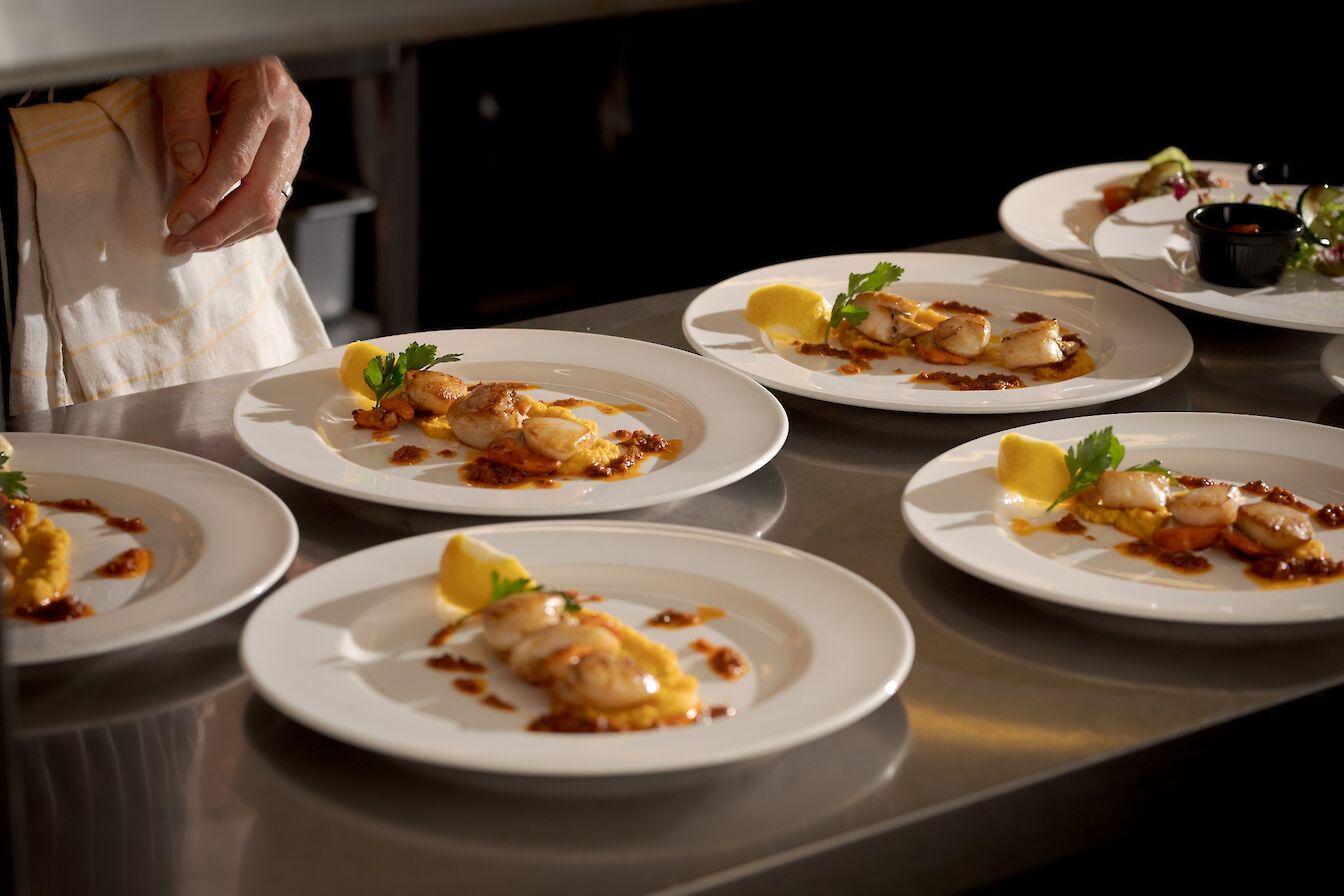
[
  {"left": 829, "top": 261, "right": 905, "bottom": 330},
  {"left": 1049, "top": 427, "right": 1175, "bottom": 510},
  {"left": 0, "top": 452, "right": 28, "bottom": 500},
  {"left": 488, "top": 570, "right": 581, "bottom": 613},
  {"left": 363, "top": 341, "right": 462, "bottom": 406}
]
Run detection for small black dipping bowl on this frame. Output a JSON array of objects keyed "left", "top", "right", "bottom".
[{"left": 1186, "top": 202, "right": 1304, "bottom": 288}]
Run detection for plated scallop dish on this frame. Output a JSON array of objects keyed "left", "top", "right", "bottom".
[{"left": 683, "top": 252, "right": 1192, "bottom": 413}]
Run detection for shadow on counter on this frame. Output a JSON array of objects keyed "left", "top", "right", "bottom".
[
  {"left": 237, "top": 692, "right": 907, "bottom": 877},
  {"left": 898, "top": 539, "right": 1344, "bottom": 694}
]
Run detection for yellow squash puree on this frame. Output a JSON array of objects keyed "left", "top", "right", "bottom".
[
  {"left": 411, "top": 415, "right": 454, "bottom": 440},
  {"left": 563, "top": 611, "right": 700, "bottom": 728},
  {"left": 6, "top": 500, "right": 72, "bottom": 612},
  {"left": 1033, "top": 349, "right": 1096, "bottom": 382}
]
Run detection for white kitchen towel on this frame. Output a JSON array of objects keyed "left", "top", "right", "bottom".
[{"left": 7, "top": 77, "right": 329, "bottom": 414}]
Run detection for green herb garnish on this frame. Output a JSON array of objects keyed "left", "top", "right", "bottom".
[
  {"left": 488, "top": 570, "right": 581, "bottom": 613},
  {"left": 489, "top": 570, "right": 539, "bottom": 602},
  {"left": 1048, "top": 427, "right": 1175, "bottom": 510},
  {"left": 828, "top": 261, "right": 905, "bottom": 330},
  {"left": 363, "top": 341, "right": 462, "bottom": 406},
  {"left": 0, "top": 453, "right": 27, "bottom": 500}
]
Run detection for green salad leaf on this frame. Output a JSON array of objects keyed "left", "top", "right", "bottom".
[
  {"left": 362, "top": 341, "right": 462, "bottom": 406},
  {"left": 488, "top": 571, "right": 580, "bottom": 613}
]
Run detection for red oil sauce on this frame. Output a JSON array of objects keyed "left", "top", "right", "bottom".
[
  {"left": 371, "top": 431, "right": 395, "bottom": 443},
  {"left": 691, "top": 638, "right": 749, "bottom": 680},
  {"left": 389, "top": 445, "right": 428, "bottom": 466},
  {"left": 1247, "top": 555, "right": 1344, "bottom": 586},
  {"left": 1013, "top": 311, "right": 1049, "bottom": 324},
  {"left": 97, "top": 548, "right": 152, "bottom": 578},
  {"left": 481, "top": 694, "right": 516, "bottom": 711},
  {"left": 11, "top": 596, "right": 95, "bottom": 623},
  {"left": 452, "top": 678, "right": 487, "bottom": 695},
  {"left": 427, "top": 618, "right": 470, "bottom": 647},
  {"left": 549, "top": 398, "right": 650, "bottom": 415},
  {"left": 930, "top": 300, "right": 990, "bottom": 315},
  {"left": 528, "top": 715, "right": 611, "bottom": 733},
  {"left": 1318, "top": 505, "right": 1344, "bottom": 529},
  {"left": 39, "top": 498, "right": 147, "bottom": 533},
  {"left": 1118, "top": 541, "right": 1212, "bottom": 574},
  {"left": 426, "top": 653, "right": 486, "bottom": 673},
  {"left": 1052, "top": 513, "right": 1087, "bottom": 535},
  {"left": 647, "top": 605, "right": 725, "bottom": 627},
  {"left": 912, "top": 371, "right": 1024, "bottom": 391}
]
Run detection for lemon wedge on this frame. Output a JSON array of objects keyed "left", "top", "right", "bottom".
[
  {"left": 436, "top": 534, "right": 535, "bottom": 620},
  {"left": 996, "top": 433, "right": 1069, "bottom": 503},
  {"left": 338, "top": 341, "right": 389, "bottom": 400},
  {"left": 745, "top": 284, "right": 829, "bottom": 344}
]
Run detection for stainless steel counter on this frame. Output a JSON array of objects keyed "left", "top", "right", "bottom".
[{"left": 9, "top": 232, "right": 1344, "bottom": 895}]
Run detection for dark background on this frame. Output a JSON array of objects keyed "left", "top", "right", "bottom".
[{"left": 296, "top": 1, "right": 1318, "bottom": 334}]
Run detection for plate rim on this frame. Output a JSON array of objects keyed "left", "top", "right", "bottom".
[
  {"left": 681, "top": 250, "right": 1193, "bottom": 414},
  {"left": 239, "top": 519, "right": 915, "bottom": 776},
  {"left": 998, "top": 158, "right": 1246, "bottom": 274},
  {"left": 4, "top": 432, "right": 298, "bottom": 665},
  {"left": 1091, "top": 191, "right": 1344, "bottom": 335},
  {"left": 900, "top": 411, "right": 1344, "bottom": 626},
  {"left": 231, "top": 328, "right": 789, "bottom": 515}
]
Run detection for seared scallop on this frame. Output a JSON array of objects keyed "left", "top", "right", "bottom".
[
  {"left": 522, "top": 416, "right": 594, "bottom": 462},
  {"left": 1236, "top": 502, "right": 1314, "bottom": 553},
  {"left": 480, "top": 592, "right": 568, "bottom": 655},
  {"left": 551, "top": 653, "right": 660, "bottom": 711},
  {"left": 507, "top": 621, "right": 622, "bottom": 685},
  {"left": 999, "top": 319, "right": 1071, "bottom": 369},
  {"left": 1169, "top": 485, "right": 1242, "bottom": 528},
  {"left": 446, "top": 382, "right": 524, "bottom": 449},
  {"left": 852, "top": 291, "right": 931, "bottom": 344},
  {"left": 931, "top": 313, "right": 990, "bottom": 359},
  {"left": 1096, "top": 470, "right": 1170, "bottom": 511},
  {"left": 403, "top": 369, "right": 469, "bottom": 415}
]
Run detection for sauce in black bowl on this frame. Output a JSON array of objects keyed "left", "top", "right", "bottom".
[{"left": 1186, "top": 203, "right": 1304, "bottom": 288}]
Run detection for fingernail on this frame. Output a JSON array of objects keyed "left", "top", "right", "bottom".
[
  {"left": 169, "top": 212, "right": 196, "bottom": 236},
  {"left": 172, "top": 141, "right": 203, "bottom": 177},
  {"left": 167, "top": 240, "right": 195, "bottom": 257}
]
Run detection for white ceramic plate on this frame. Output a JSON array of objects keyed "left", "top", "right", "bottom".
[
  {"left": 232, "top": 329, "right": 788, "bottom": 516},
  {"left": 1092, "top": 189, "right": 1344, "bottom": 333},
  {"left": 902, "top": 413, "right": 1344, "bottom": 625},
  {"left": 240, "top": 521, "right": 914, "bottom": 776},
  {"left": 1319, "top": 336, "right": 1344, "bottom": 394},
  {"left": 682, "top": 252, "right": 1191, "bottom": 413},
  {"left": 999, "top": 160, "right": 1247, "bottom": 274},
  {"left": 3, "top": 433, "right": 296, "bottom": 664}
]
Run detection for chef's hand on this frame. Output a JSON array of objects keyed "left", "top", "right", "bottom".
[{"left": 152, "top": 57, "right": 310, "bottom": 256}]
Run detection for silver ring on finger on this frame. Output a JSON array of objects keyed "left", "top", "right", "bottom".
[{"left": 280, "top": 180, "right": 294, "bottom": 202}]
